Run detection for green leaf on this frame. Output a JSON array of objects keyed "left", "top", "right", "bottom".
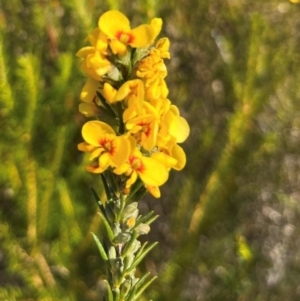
[
  {"left": 125, "top": 180, "right": 145, "bottom": 203},
  {"left": 125, "top": 283, "right": 138, "bottom": 301},
  {"left": 105, "top": 170, "right": 119, "bottom": 196},
  {"left": 90, "top": 186, "right": 106, "bottom": 216},
  {"left": 122, "top": 202, "right": 139, "bottom": 220},
  {"left": 113, "top": 232, "right": 131, "bottom": 244},
  {"left": 101, "top": 173, "right": 112, "bottom": 200},
  {"left": 126, "top": 242, "right": 158, "bottom": 273},
  {"left": 103, "top": 280, "right": 113, "bottom": 301},
  {"left": 134, "top": 276, "right": 157, "bottom": 300},
  {"left": 135, "top": 211, "right": 156, "bottom": 226},
  {"left": 132, "top": 272, "right": 151, "bottom": 290},
  {"left": 91, "top": 232, "right": 108, "bottom": 261},
  {"left": 98, "top": 211, "right": 115, "bottom": 242},
  {"left": 105, "top": 201, "right": 116, "bottom": 223},
  {"left": 122, "top": 231, "right": 138, "bottom": 257},
  {"left": 134, "top": 223, "right": 150, "bottom": 235}
]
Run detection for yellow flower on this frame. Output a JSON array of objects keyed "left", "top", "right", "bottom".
[
  {"left": 76, "top": 46, "right": 112, "bottom": 81},
  {"left": 76, "top": 29, "right": 112, "bottom": 80},
  {"left": 126, "top": 102, "right": 159, "bottom": 151},
  {"left": 78, "top": 121, "right": 131, "bottom": 173},
  {"left": 136, "top": 45, "right": 169, "bottom": 101},
  {"left": 114, "top": 149, "right": 168, "bottom": 189},
  {"left": 98, "top": 10, "right": 160, "bottom": 55},
  {"left": 157, "top": 105, "right": 190, "bottom": 147},
  {"left": 153, "top": 141, "right": 187, "bottom": 171}
]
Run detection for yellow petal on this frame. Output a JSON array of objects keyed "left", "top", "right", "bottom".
[
  {"left": 79, "top": 103, "right": 100, "bottom": 117},
  {"left": 86, "top": 164, "right": 105, "bottom": 173},
  {"left": 151, "top": 151, "right": 177, "bottom": 169},
  {"left": 109, "top": 40, "right": 128, "bottom": 55},
  {"left": 126, "top": 171, "right": 138, "bottom": 188},
  {"left": 76, "top": 46, "right": 94, "bottom": 58},
  {"left": 171, "top": 144, "right": 186, "bottom": 170},
  {"left": 80, "top": 61, "right": 103, "bottom": 81},
  {"left": 110, "top": 136, "right": 131, "bottom": 167},
  {"left": 156, "top": 37, "right": 170, "bottom": 59},
  {"left": 102, "top": 83, "right": 118, "bottom": 104},
  {"left": 80, "top": 78, "right": 100, "bottom": 103},
  {"left": 150, "top": 18, "right": 162, "bottom": 44},
  {"left": 146, "top": 185, "right": 161, "bottom": 198},
  {"left": 113, "top": 162, "right": 131, "bottom": 175},
  {"left": 169, "top": 116, "right": 190, "bottom": 143},
  {"left": 89, "top": 148, "right": 103, "bottom": 160},
  {"left": 115, "top": 79, "right": 144, "bottom": 102},
  {"left": 98, "top": 10, "right": 131, "bottom": 38},
  {"left": 77, "top": 142, "right": 97, "bottom": 152},
  {"left": 130, "top": 24, "right": 154, "bottom": 48},
  {"left": 99, "top": 152, "right": 111, "bottom": 170},
  {"left": 87, "top": 28, "right": 101, "bottom": 47},
  {"left": 138, "top": 157, "right": 168, "bottom": 186},
  {"left": 82, "top": 121, "right": 115, "bottom": 146}
]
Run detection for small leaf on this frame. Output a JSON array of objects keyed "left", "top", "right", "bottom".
[
  {"left": 98, "top": 211, "right": 115, "bottom": 242},
  {"left": 122, "top": 231, "right": 138, "bottom": 257},
  {"left": 103, "top": 279, "right": 113, "bottom": 301},
  {"left": 113, "top": 232, "right": 131, "bottom": 244},
  {"left": 105, "top": 170, "right": 119, "bottom": 196},
  {"left": 105, "top": 202, "right": 116, "bottom": 223},
  {"left": 91, "top": 232, "right": 108, "bottom": 261},
  {"left": 90, "top": 187, "right": 106, "bottom": 216},
  {"left": 120, "top": 278, "right": 132, "bottom": 300},
  {"left": 134, "top": 223, "right": 150, "bottom": 235},
  {"left": 127, "top": 242, "right": 158, "bottom": 273},
  {"left": 135, "top": 211, "right": 156, "bottom": 226},
  {"left": 101, "top": 173, "right": 112, "bottom": 200},
  {"left": 123, "top": 203, "right": 139, "bottom": 220},
  {"left": 134, "top": 276, "right": 157, "bottom": 300},
  {"left": 125, "top": 180, "right": 145, "bottom": 203},
  {"left": 108, "top": 246, "right": 117, "bottom": 260}
]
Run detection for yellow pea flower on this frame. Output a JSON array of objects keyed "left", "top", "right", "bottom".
[
  {"left": 153, "top": 142, "right": 187, "bottom": 171},
  {"left": 76, "top": 46, "right": 112, "bottom": 81},
  {"left": 114, "top": 149, "right": 168, "bottom": 189},
  {"left": 78, "top": 121, "right": 131, "bottom": 173},
  {"left": 158, "top": 105, "right": 190, "bottom": 147},
  {"left": 126, "top": 102, "right": 159, "bottom": 151},
  {"left": 98, "top": 10, "right": 159, "bottom": 55}
]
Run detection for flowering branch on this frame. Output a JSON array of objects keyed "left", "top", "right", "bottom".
[{"left": 76, "top": 10, "right": 189, "bottom": 301}]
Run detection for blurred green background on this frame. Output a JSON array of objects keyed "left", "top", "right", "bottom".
[{"left": 1, "top": 0, "right": 300, "bottom": 300}]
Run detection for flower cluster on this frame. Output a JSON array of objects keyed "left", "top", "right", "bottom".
[{"left": 77, "top": 10, "right": 189, "bottom": 198}]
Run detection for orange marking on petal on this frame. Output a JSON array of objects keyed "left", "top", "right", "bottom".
[
  {"left": 99, "top": 138, "right": 116, "bottom": 155},
  {"left": 137, "top": 122, "right": 151, "bottom": 136},
  {"left": 115, "top": 31, "right": 135, "bottom": 44},
  {"left": 129, "top": 155, "right": 145, "bottom": 173}
]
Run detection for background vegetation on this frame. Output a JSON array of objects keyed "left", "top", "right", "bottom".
[{"left": 1, "top": 0, "right": 300, "bottom": 300}]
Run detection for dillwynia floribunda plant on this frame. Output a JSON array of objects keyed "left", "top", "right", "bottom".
[{"left": 76, "top": 10, "right": 190, "bottom": 301}]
